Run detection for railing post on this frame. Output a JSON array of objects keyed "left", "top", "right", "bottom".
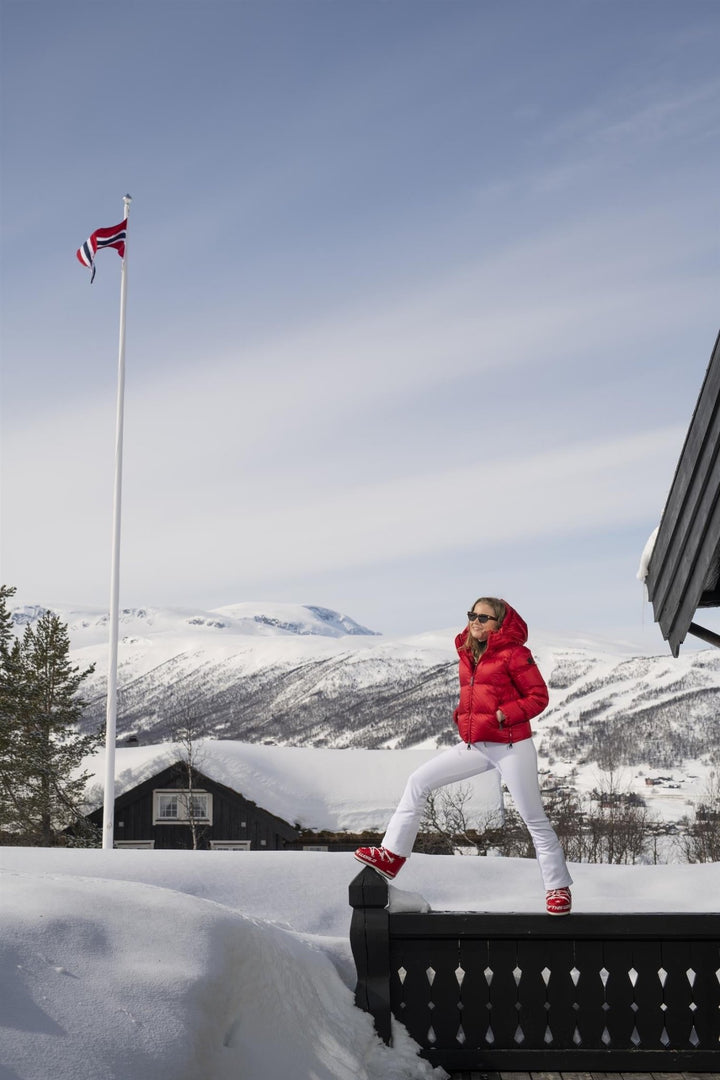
[{"left": 349, "top": 866, "right": 392, "bottom": 1045}]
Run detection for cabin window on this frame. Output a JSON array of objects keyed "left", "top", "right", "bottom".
[
  {"left": 115, "top": 840, "right": 155, "bottom": 849},
  {"left": 153, "top": 789, "right": 213, "bottom": 824},
  {"left": 209, "top": 841, "right": 252, "bottom": 851}
]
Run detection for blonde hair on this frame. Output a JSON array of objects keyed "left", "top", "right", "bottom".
[{"left": 464, "top": 597, "right": 506, "bottom": 660}]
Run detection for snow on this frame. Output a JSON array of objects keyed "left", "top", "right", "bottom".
[
  {"left": 77, "top": 731, "right": 718, "bottom": 857},
  {"left": 2, "top": 848, "right": 720, "bottom": 1080},
  {"left": 13, "top": 600, "right": 656, "bottom": 697},
  {"left": 12, "top": 602, "right": 382, "bottom": 651},
  {"left": 5, "top": 599, "right": 719, "bottom": 1077},
  {"left": 80, "top": 736, "right": 714, "bottom": 841},
  {"left": 81, "top": 741, "right": 503, "bottom": 833},
  {"left": 211, "top": 601, "right": 378, "bottom": 638},
  {"left": 637, "top": 524, "right": 659, "bottom": 582}
]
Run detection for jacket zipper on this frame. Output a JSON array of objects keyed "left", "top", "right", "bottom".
[
  {"left": 465, "top": 653, "right": 513, "bottom": 748},
  {"left": 466, "top": 666, "right": 475, "bottom": 748}
]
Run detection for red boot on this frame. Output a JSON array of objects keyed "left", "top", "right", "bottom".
[
  {"left": 354, "top": 846, "right": 406, "bottom": 880},
  {"left": 546, "top": 887, "right": 572, "bottom": 915}
]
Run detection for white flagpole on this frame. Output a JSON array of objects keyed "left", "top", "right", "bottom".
[{"left": 102, "top": 194, "right": 132, "bottom": 850}]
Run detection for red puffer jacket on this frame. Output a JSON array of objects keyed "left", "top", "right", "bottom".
[{"left": 453, "top": 602, "right": 548, "bottom": 746}]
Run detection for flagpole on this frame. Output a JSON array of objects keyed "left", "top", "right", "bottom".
[{"left": 102, "top": 194, "right": 132, "bottom": 851}]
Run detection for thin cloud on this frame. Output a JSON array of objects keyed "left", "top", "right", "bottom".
[{"left": 113, "top": 426, "right": 684, "bottom": 586}]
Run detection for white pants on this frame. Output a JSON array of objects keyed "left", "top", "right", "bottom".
[{"left": 382, "top": 738, "right": 572, "bottom": 891}]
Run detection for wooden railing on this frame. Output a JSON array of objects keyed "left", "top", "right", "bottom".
[{"left": 349, "top": 866, "right": 720, "bottom": 1073}]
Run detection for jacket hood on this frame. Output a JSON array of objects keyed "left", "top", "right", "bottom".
[{"left": 455, "top": 601, "right": 528, "bottom": 655}]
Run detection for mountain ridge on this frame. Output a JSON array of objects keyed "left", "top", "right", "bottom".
[{"left": 12, "top": 602, "right": 720, "bottom": 781}]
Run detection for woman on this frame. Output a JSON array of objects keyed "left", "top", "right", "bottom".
[{"left": 355, "top": 597, "right": 573, "bottom": 915}]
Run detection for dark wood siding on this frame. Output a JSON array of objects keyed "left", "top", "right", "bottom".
[
  {"left": 87, "top": 762, "right": 299, "bottom": 850},
  {"left": 646, "top": 330, "right": 720, "bottom": 655}
]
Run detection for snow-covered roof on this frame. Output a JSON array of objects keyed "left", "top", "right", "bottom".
[
  {"left": 636, "top": 526, "right": 659, "bottom": 583},
  {"left": 83, "top": 739, "right": 502, "bottom": 832}
]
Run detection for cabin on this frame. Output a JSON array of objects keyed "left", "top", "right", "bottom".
[
  {"left": 86, "top": 761, "right": 300, "bottom": 850},
  {"left": 645, "top": 329, "right": 720, "bottom": 655}
]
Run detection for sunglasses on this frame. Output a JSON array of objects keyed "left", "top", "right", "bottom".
[{"left": 467, "top": 612, "right": 498, "bottom": 624}]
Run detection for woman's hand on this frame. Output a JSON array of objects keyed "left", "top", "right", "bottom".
[{"left": 496, "top": 709, "right": 505, "bottom": 728}]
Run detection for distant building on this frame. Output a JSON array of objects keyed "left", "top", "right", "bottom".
[{"left": 85, "top": 761, "right": 300, "bottom": 850}]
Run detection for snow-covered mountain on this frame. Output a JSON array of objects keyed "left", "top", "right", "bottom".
[
  {"left": 11, "top": 600, "right": 377, "bottom": 644},
  {"left": 13, "top": 602, "right": 720, "bottom": 816}
]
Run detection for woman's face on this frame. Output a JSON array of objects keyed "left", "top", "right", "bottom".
[{"left": 468, "top": 601, "right": 500, "bottom": 645}]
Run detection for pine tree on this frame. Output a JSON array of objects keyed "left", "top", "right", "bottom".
[
  {"left": 0, "top": 585, "right": 20, "bottom": 834},
  {"left": 0, "top": 585, "right": 14, "bottom": 653},
  {"left": 6, "top": 605, "right": 101, "bottom": 845}
]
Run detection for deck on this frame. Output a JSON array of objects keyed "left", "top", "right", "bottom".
[{"left": 449, "top": 1071, "right": 720, "bottom": 1079}]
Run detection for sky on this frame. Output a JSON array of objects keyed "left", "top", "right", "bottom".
[{"left": 1, "top": 0, "right": 719, "bottom": 644}]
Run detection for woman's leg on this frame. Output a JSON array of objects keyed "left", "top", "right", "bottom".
[
  {"left": 487, "top": 738, "right": 573, "bottom": 890},
  {"left": 382, "top": 741, "right": 494, "bottom": 857}
]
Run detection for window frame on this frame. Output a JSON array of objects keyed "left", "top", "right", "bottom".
[{"left": 152, "top": 788, "right": 213, "bottom": 825}]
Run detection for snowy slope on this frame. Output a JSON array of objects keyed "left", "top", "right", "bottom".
[
  {"left": 14, "top": 601, "right": 457, "bottom": 746},
  {"left": 13, "top": 601, "right": 720, "bottom": 823},
  {"left": 2, "top": 847, "right": 719, "bottom": 1080}
]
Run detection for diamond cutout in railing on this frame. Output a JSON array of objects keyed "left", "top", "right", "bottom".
[
  {"left": 513, "top": 1024, "right": 524, "bottom": 1044},
  {"left": 541, "top": 966, "right": 551, "bottom": 986},
  {"left": 657, "top": 966, "right": 668, "bottom": 987},
  {"left": 660, "top": 1002, "right": 667, "bottom": 1012},
  {"left": 512, "top": 964, "right": 522, "bottom": 985},
  {"left": 631, "top": 1001, "right": 638, "bottom": 1013},
  {"left": 544, "top": 1024, "right": 553, "bottom": 1044},
  {"left": 660, "top": 1026, "right": 670, "bottom": 1046},
  {"left": 716, "top": 967, "right": 720, "bottom": 985},
  {"left": 686, "top": 967, "right": 697, "bottom": 988},
  {"left": 485, "top": 1025, "right": 495, "bottom": 1045},
  {"left": 689, "top": 1001, "right": 697, "bottom": 1012},
  {"left": 631, "top": 1025, "right": 641, "bottom": 1046},
  {"left": 628, "top": 966, "right": 638, "bottom": 987},
  {"left": 570, "top": 966, "right": 580, "bottom": 986},
  {"left": 689, "top": 1025, "right": 700, "bottom": 1047},
  {"left": 425, "top": 966, "right": 436, "bottom": 987},
  {"left": 601, "top": 1026, "right": 611, "bottom": 1046},
  {"left": 601, "top": 1001, "right": 610, "bottom": 1012},
  {"left": 572, "top": 1025, "right": 582, "bottom": 1046},
  {"left": 515, "top": 1001, "right": 522, "bottom": 1012},
  {"left": 456, "top": 1024, "right": 466, "bottom": 1045},
  {"left": 484, "top": 966, "right": 493, "bottom": 986},
  {"left": 599, "top": 966, "right": 610, "bottom": 987},
  {"left": 397, "top": 966, "right": 407, "bottom": 985},
  {"left": 427, "top": 1026, "right": 436, "bottom": 1045},
  {"left": 455, "top": 963, "right": 465, "bottom": 987},
  {"left": 428, "top": 1001, "right": 435, "bottom": 1011}
]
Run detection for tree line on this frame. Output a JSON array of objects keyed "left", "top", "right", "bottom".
[
  {"left": 416, "top": 766, "right": 720, "bottom": 864},
  {"left": 0, "top": 585, "right": 101, "bottom": 845}
]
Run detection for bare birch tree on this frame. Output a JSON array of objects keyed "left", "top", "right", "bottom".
[{"left": 172, "top": 708, "right": 209, "bottom": 850}]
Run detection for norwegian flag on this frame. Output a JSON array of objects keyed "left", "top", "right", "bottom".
[{"left": 76, "top": 219, "right": 127, "bottom": 282}]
